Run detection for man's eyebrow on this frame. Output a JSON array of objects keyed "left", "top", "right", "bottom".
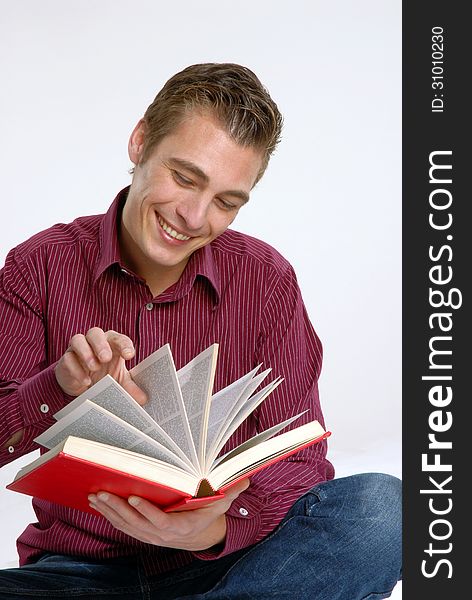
[
  {"left": 168, "top": 157, "right": 250, "bottom": 203},
  {"left": 169, "top": 158, "right": 209, "bottom": 183}
]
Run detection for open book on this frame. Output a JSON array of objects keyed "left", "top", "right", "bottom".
[{"left": 7, "top": 343, "right": 330, "bottom": 513}]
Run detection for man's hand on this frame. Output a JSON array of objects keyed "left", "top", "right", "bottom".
[
  {"left": 87, "top": 478, "right": 250, "bottom": 551},
  {"left": 55, "top": 327, "right": 146, "bottom": 404}
]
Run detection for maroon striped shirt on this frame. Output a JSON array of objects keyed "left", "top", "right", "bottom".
[{"left": 0, "top": 187, "right": 334, "bottom": 575}]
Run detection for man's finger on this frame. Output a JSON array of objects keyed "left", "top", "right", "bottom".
[
  {"left": 84, "top": 327, "right": 113, "bottom": 363},
  {"left": 68, "top": 333, "right": 102, "bottom": 371},
  {"left": 104, "top": 330, "right": 135, "bottom": 360},
  {"left": 126, "top": 495, "right": 167, "bottom": 525}
]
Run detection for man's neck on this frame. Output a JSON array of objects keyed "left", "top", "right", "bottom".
[
  {"left": 145, "top": 265, "right": 187, "bottom": 297},
  {"left": 117, "top": 220, "right": 189, "bottom": 298}
]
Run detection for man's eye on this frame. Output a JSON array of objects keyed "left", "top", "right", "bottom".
[
  {"left": 173, "top": 171, "right": 193, "bottom": 186},
  {"left": 217, "top": 198, "right": 237, "bottom": 211}
]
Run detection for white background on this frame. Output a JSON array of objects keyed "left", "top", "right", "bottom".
[{"left": 0, "top": 1, "right": 402, "bottom": 593}]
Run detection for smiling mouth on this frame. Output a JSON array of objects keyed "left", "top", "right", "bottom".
[{"left": 157, "top": 215, "right": 192, "bottom": 241}]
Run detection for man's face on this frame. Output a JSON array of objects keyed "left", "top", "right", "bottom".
[{"left": 120, "top": 112, "right": 263, "bottom": 289}]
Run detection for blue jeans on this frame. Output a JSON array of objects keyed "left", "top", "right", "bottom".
[{"left": 0, "top": 473, "right": 402, "bottom": 599}]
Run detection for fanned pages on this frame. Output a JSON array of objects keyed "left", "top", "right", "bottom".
[
  {"left": 205, "top": 365, "right": 263, "bottom": 458},
  {"left": 35, "top": 400, "right": 195, "bottom": 472},
  {"left": 212, "top": 411, "right": 308, "bottom": 468},
  {"left": 130, "top": 344, "right": 199, "bottom": 468},
  {"left": 176, "top": 344, "right": 218, "bottom": 468},
  {"left": 53, "top": 375, "right": 193, "bottom": 468},
  {"left": 7, "top": 343, "right": 331, "bottom": 514},
  {"left": 205, "top": 377, "right": 283, "bottom": 471}
]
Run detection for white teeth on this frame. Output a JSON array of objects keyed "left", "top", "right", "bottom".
[{"left": 158, "top": 216, "right": 191, "bottom": 241}]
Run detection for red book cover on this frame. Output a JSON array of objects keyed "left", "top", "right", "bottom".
[
  {"left": 6, "top": 452, "right": 199, "bottom": 514},
  {"left": 6, "top": 431, "right": 331, "bottom": 514}
]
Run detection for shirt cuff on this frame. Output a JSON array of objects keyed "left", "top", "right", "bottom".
[
  {"left": 18, "top": 363, "right": 74, "bottom": 427},
  {"left": 192, "top": 492, "right": 266, "bottom": 560}
]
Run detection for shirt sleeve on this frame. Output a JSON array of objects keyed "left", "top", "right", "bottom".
[
  {"left": 194, "top": 263, "right": 335, "bottom": 560},
  {"left": 0, "top": 247, "right": 71, "bottom": 467}
]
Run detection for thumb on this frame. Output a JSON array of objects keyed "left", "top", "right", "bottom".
[
  {"left": 226, "top": 478, "right": 250, "bottom": 500},
  {"left": 122, "top": 375, "right": 148, "bottom": 406}
]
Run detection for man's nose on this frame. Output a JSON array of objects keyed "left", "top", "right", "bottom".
[{"left": 175, "top": 195, "right": 210, "bottom": 231}]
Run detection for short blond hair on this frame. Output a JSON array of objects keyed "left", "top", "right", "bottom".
[{"left": 139, "top": 63, "right": 283, "bottom": 183}]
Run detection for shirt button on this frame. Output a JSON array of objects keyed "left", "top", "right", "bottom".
[
  {"left": 239, "top": 507, "right": 249, "bottom": 516},
  {"left": 40, "top": 404, "right": 49, "bottom": 414},
  {"left": 145, "top": 303, "right": 154, "bottom": 311},
  {"left": 8, "top": 446, "right": 14, "bottom": 453}
]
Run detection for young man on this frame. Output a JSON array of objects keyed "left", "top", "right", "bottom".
[{"left": 0, "top": 63, "right": 401, "bottom": 599}]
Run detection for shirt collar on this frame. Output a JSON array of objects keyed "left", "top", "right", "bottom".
[
  {"left": 93, "top": 186, "right": 221, "bottom": 302},
  {"left": 93, "top": 187, "right": 128, "bottom": 283},
  {"left": 161, "top": 243, "right": 221, "bottom": 305}
]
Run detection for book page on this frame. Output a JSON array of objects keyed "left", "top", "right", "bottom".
[
  {"left": 205, "top": 376, "right": 282, "bottom": 471},
  {"left": 130, "top": 344, "right": 198, "bottom": 469},
  {"left": 205, "top": 367, "right": 267, "bottom": 463},
  {"left": 206, "top": 366, "right": 260, "bottom": 442},
  {"left": 208, "top": 420, "right": 327, "bottom": 490},
  {"left": 176, "top": 344, "right": 218, "bottom": 466},
  {"left": 211, "top": 411, "right": 307, "bottom": 467},
  {"left": 34, "top": 401, "right": 197, "bottom": 473},
  {"left": 53, "top": 375, "right": 192, "bottom": 467}
]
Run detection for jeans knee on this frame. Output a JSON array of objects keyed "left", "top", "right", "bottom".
[
  {"left": 353, "top": 472, "right": 401, "bottom": 518},
  {"left": 361, "top": 472, "right": 402, "bottom": 522},
  {"left": 353, "top": 473, "right": 402, "bottom": 568}
]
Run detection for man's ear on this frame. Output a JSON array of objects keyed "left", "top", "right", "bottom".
[{"left": 128, "top": 119, "right": 147, "bottom": 164}]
